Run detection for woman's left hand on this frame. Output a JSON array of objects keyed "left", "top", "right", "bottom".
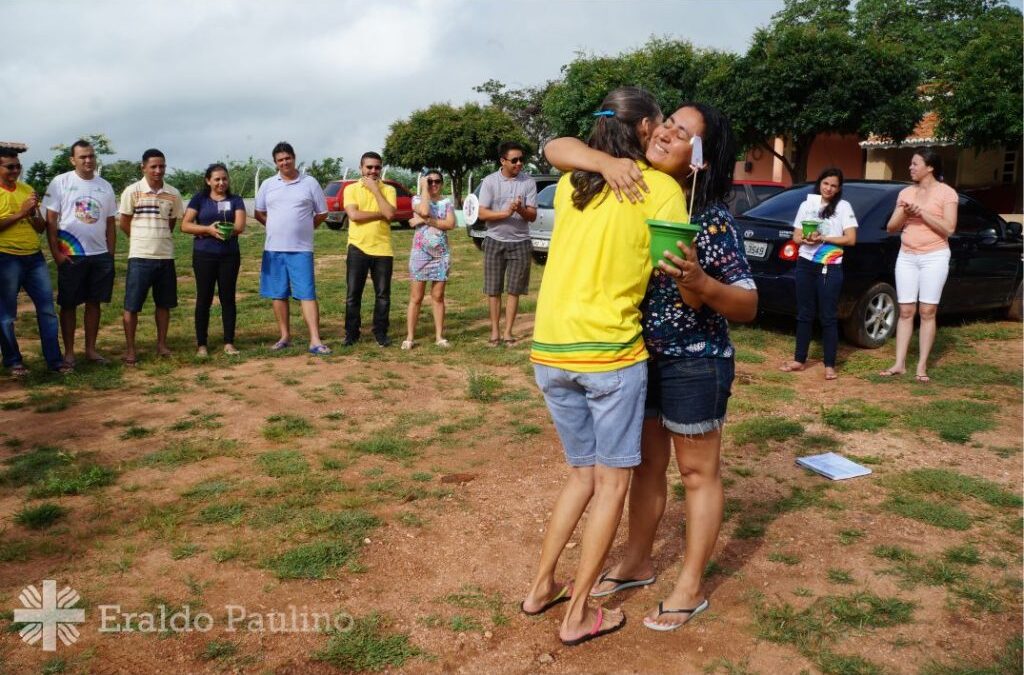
[
  {"left": 807, "top": 231, "right": 823, "bottom": 244},
  {"left": 658, "top": 240, "right": 706, "bottom": 293}
]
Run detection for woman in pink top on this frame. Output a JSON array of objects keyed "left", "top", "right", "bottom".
[{"left": 880, "top": 148, "right": 958, "bottom": 383}]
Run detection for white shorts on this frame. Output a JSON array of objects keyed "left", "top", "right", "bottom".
[{"left": 895, "top": 248, "right": 951, "bottom": 305}]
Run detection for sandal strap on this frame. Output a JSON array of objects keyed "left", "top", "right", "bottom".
[{"left": 656, "top": 600, "right": 704, "bottom": 616}]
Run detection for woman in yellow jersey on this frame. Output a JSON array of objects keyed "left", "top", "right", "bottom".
[
  {"left": 545, "top": 102, "right": 758, "bottom": 632},
  {"left": 521, "top": 87, "right": 687, "bottom": 646}
]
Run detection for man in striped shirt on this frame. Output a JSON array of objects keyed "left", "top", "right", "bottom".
[{"left": 118, "top": 148, "right": 183, "bottom": 366}]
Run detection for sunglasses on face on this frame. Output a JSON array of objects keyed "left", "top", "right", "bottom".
[
  {"left": 426, "top": 179, "right": 442, "bottom": 185},
  {"left": 503, "top": 156, "right": 525, "bottom": 165},
  {"left": 1, "top": 163, "right": 21, "bottom": 170}
]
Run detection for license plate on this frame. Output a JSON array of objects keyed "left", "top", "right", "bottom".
[
  {"left": 744, "top": 240, "right": 768, "bottom": 259},
  {"left": 532, "top": 238, "right": 550, "bottom": 250}
]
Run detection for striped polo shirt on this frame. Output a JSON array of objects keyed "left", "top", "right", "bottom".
[{"left": 119, "top": 178, "right": 184, "bottom": 259}]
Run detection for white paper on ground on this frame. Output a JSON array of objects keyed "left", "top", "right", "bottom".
[{"left": 795, "top": 452, "right": 872, "bottom": 481}]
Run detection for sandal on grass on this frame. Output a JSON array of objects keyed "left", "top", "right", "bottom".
[
  {"left": 642, "top": 598, "right": 709, "bottom": 632},
  {"left": 435, "top": 338, "right": 451, "bottom": 348},
  {"left": 10, "top": 364, "right": 28, "bottom": 378},
  {"left": 878, "top": 368, "right": 904, "bottom": 377},
  {"left": 270, "top": 340, "right": 291, "bottom": 351},
  {"left": 560, "top": 607, "right": 626, "bottom": 647}
]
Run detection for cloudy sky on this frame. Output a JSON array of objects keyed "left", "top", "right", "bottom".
[{"left": 7, "top": 0, "right": 788, "bottom": 173}]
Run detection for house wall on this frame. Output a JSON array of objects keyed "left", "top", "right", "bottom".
[
  {"left": 734, "top": 133, "right": 864, "bottom": 186},
  {"left": 957, "top": 147, "right": 1006, "bottom": 187}
]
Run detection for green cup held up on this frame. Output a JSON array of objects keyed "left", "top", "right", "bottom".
[{"left": 647, "top": 220, "right": 702, "bottom": 267}]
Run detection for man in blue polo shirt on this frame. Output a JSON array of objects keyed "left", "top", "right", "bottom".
[{"left": 254, "top": 142, "right": 330, "bottom": 355}]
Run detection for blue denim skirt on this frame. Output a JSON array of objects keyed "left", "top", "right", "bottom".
[{"left": 645, "top": 355, "right": 734, "bottom": 436}]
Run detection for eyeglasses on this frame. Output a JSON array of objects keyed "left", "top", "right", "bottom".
[
  {"left": 426, "top": 179, "right": 442, "bottom": 185},
  {"left": 364, "top": 165, "right": 382, "bottom": 171},
  {"left": 503, "top": 156, "right": 525, "bottom": 165},
  {"left": 1, "top": 163, "right": 21, "bottom": 170}
]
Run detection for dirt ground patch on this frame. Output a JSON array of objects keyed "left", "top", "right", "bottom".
[{"left": 0, "top": 234, "right": 1020, "bottom": 674}]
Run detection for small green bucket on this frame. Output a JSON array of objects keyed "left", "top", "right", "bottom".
[
  {"left": 647, "top": 220, "right": 701, "bottom": 266},
  {"left": 217, "top": 223, "right": 234, "bottom": 240},
  {"left": 800, "top": 220, "right": 821, "bottom": 238}
]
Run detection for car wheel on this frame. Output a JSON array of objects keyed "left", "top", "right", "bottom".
[
  {"left": 532, "top": 251, "right": 547, "bottom": 265},
  {"left": 842, "top": 282, "right": 897, "bottom": 348},
  {"left": 1007, "top": 281, "right": 1023, "bottom": 321}
]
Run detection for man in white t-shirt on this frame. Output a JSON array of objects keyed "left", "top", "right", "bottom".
[
  {"left": 254, "top": 142, "right": 330, "bottom": 354},
  {"left": 43, "top": 140, "right": 118, "bottom": 366},
  {"left": 118, "top": 148, "right": 183, "bottom": 366}
]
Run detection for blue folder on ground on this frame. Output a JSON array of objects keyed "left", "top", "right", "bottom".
[{"left": 795, "top": 452, "right": 872, "bottom": 481}]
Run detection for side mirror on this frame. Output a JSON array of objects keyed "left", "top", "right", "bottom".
[
  {"left": 979, "top": 228, "right": 999, "bottom": 246},
  {"left": 1007, "top": 221, "right": 1023, "bottom": 239}
]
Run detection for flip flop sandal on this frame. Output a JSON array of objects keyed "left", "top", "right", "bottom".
[
  {"left": 308, "top": 344, "right": 332, "bottom": 355},
  {"left": 878, "top": 369, "right": 904, "bottom": 377},
  {"left": 270, "top": 340, "right": 291, "bottom": 351},
  {"left": 642, "top": 598, "right": 710, "bottom": 632},
  {"left": 520, "top": 583, "right": 572, "bottom": 617},
  {"left": 590, "top": 572, "right": 657, "bottom": 598},
  {"left": 122, "top": 356, "right": 138, "bottom": 368},
  {"left": 10, "top": 365, "right": 29, "bottom": 378},
  {"left": 88, "top": 355, "right": 109, "bottom": 365},
  {"left": 561, "top": 607, "right": 626, "bottom": 647},
  {"left": 915, "top": 374, "right": 931, "bottom": 383},
  {"left": 487, "top": 338, "right": 501, "bottom": 348},
  {"left": 435, "top": 339, "right": 451, "bottom": 348}
]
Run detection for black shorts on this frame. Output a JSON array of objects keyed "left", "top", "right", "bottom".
[
  {"left": 57, "top": 253, "right": 115, "bottom": 307},
  {"left": 124, "top": 258, "right": 178, "bottom": 312}
]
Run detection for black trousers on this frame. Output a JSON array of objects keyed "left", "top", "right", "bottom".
[
  {"left": 192, "top": 251, "right": 240, "bottom": 346},
  {"left": 344, "top": 245, "right": 393, "bottom": 340}
]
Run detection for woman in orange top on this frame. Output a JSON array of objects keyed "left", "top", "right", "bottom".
[{"left": 880, "top": 148, "right": 958, "bottom": 383}]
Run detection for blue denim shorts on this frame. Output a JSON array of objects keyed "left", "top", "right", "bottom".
[
  {"left": 534, "top": 360, "right": 647, "bottom": 468},
  {"left": 260, "top": 251, "right": 316, "bottom": 301},
  {"left": 124, "top": 258, "right": 177, "bottom": 312},
  {"left": 645, "top": 355, "right": 734, "bottom": 436}
]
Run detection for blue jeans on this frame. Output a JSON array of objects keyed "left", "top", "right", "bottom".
[
  {"left": 794, "top": 257, "right": 843, "bottom": 367},
  {"left": 534, "top": 361, "right": 647, "bottom": 468},
  {"left": 0, "top": 252, "right": 63, "bottom": 370}
]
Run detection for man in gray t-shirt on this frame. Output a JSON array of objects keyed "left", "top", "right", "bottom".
[{"left": 477, "top": 142, "right": 537, "bottom": 346}]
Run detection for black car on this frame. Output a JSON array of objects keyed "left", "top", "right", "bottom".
[{"left": 737, "top": 180, "right": 1023, "bottom": 348}]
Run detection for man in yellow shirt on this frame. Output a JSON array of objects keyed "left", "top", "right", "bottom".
[
  {"left": 343, "top": 152, "right": 397, "bottom": 347},
  {"left": 0, "top": 148, "right": 66, "bottom": 376}
]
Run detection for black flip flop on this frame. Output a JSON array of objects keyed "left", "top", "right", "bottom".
[
  {"left": 560, "top": 608, "right": 626, "bottom": 647},
  {"left": 590, "top": 571, "right": 657, "bottom": 598},
  {"left": 520, "top": 584, "right": 571, "bottom": 616}
]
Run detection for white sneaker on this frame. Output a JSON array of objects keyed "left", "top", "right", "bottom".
[{"left": 401, "top": 340, "right": 414, "bottom": 350}]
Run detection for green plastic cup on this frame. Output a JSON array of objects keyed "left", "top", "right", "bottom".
[
  {"left": 217, "top": 223, "right": 234, "bottom": 240},
  {"left": 801, "top": 220, "right": 821, "bottom": 238},
  {"left": 647, "top": 220, "right": 701, "bottom": 266}
]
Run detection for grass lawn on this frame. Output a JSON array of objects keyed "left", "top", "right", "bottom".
[{"left": 0, "top": 222, "right": 1020, "bottom": 673}]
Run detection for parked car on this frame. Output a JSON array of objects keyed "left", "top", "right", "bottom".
[
  {"left": 323, "top": 179, "right": 415, "bottom": 230},
  {"left": 737, "top": 180, "right": 1023, "bottom": 348},
  {"left": 727, "top": 180, "right": 786, "bottom": 215},
  {"left": 465, "top": 174, "right": 560, "bottom": 250},
  {"left": 526, "top": 179, "right": 786, "bottom": 265}
]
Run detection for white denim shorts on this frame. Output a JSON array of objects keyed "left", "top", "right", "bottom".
[{"left": 895, "top": 248, "right": 951, "bottom": 305}]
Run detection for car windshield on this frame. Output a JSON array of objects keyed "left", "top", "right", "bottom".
[
  {"left": 324, "top": 183, "right": 342, "bottom": 197},
  {"left": 537, "top": 184, "right": 557, "bottom": 209}
]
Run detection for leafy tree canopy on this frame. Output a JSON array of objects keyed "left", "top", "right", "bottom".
[{"left": 383, "top": 102, "right": 527, "bottom": 205}]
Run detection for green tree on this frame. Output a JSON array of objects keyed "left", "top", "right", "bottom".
[
  {"left": 304, "top": 156, "right": 344, "bottom": 186},
  {"left": 721, "top": 24, "right": 921, "bottom": 183},
  {"left": 25, "top": 133, "right": 115, "bottom": 194},
  {"left": 99, "top": 159, "right": 141, "bottom": 195},
  {"left": 771, "top": 0, "right": 851, "bottom": 29},
  {"left": 933, "top": 6, "right": 1023, "bottom": 148},
  {"left": 474, "top": 79, "right": 557, "bottom": 172},
  {"left": 167, "top": 168, "right": 205, "bottom": 198},
  {"left": 383, "top": 102, "right": 527, "bottom": 206},
  {"left": 542, "top": 38, "right": 735, "bottom": 141}
]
